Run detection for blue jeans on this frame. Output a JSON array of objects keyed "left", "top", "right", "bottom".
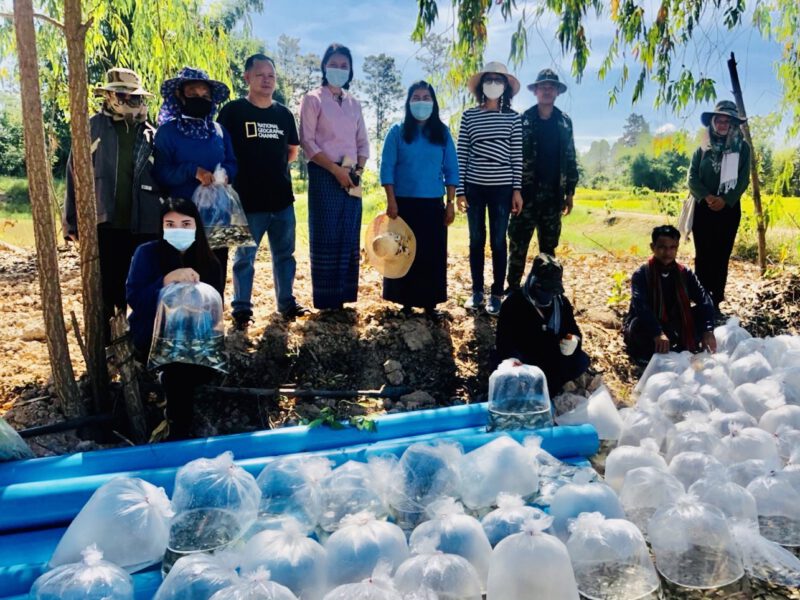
[
  {"left": 232, "top": 206, "right": 297, "bottom": 314},
  {"left": 466, "top": 184, "right": 512, "bottom": 296}
]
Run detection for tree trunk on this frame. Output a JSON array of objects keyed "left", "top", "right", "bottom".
[
  {"left": 64, "top": 0, "right": 109, "bottom": 411},
  {"left": 13, "top": 0, "right": 84, "bottom": 417}
]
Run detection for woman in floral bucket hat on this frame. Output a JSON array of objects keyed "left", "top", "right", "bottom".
[
  {"left": 153, "top": 66, "right": 237, "bottom": 288},
  {"left": 687, "top": 99, "right": 751, "bottom": 315}
]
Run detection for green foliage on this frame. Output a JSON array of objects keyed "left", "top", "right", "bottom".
[
  {"left": 360, "top": 53, "right": 404, "bottom": 148},
  {"left": 629, "top": 150, "right": 688, "bottom": 192},
  {"left": 606, "top": 270, "right": 631, "bottom": 309},
  {"left": 0, "top": 109, "right": 25, "bottom": 177},
  {"left": 302, "top": 406, "right": 378, "bottom": 432}
]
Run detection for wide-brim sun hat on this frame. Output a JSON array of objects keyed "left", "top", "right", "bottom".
[
  {"left": 160, "top": 66, "right": 230, "bottom": 104},
  {"left": 364, "top": 214, "right": 417, "bottom": 279},
  {"left": 526, "top": 68, "right": 567, "bottom": 94},
  {"left": 467, "top": 61, "right": 521, "bottom": 97},
  {"left": 94, "top": 67, "right": 152, "bottom": 97},
  {"left": 528, "top": 253, "right": 565, "bottom": 294},
  {"left": 701, "top": 100, "right": 745, "bottom": 127}
]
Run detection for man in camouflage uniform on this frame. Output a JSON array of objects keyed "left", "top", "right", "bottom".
[{"left": 507, "top": 68, "right": 579, "bottom": 292}]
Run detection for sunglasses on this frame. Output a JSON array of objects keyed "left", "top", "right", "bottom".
[{"left": 113, "top": 92, "right": 144, "bottom": 106}]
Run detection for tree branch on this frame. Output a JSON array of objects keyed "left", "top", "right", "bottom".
[{"left": 0, "top": 10, "right": 65, "bottom": 30}]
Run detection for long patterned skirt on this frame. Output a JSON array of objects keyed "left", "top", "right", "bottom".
[{"left": 307, "top": 163, "right": 362, "bottom": 309}]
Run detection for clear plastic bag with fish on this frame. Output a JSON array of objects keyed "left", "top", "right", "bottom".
[
  {"left": 487, "top": 359, "right": 552, "bottom": 431},
  {"left": 31, "top": 545, "right": 134, "bottom": 600},
  {"left": 154, "top": 551, "right": 239, "bottom": 600},
  {"left": 394, "top": 539, "right": 482, "bottom": 600},
  {"left": 548, "top": 471, "right": 626, "bottom": 540},
  {"left": 191, "top": 165, "right": 255, "bottom": 250},
  {"left": 605, "top": 439, "right": 668, "bottom": 492},
  {"left": 747, "top": 471, "right": 800, "bottom": 549},
  {"left": 480, "top": 493, "right": 549, "bottom": 546},
  {"left": 148, "top": 282, "right": 226, "bottom": 372},
  {"left": 619, "top": 466, "right": 685, "bottom": 536},
  {"left": 318, "top": 458, "right": 394, "bottom": 532},
  {"left": 209, "top": 568, "right": 299, "bottom": 600}
]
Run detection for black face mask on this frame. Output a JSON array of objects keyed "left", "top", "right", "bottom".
[{"left": 181, "top": 96, "right": 213, "bottom": 119}]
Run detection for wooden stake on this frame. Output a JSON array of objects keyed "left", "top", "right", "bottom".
[{"left": 110, "top": 312, "right": 148, "bottom": 443}]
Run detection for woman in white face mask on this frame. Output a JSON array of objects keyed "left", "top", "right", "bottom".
[
  {"left": 299, "top": 43, "right": 370, "bottom": 311},
  {"left": 378, "top": 81, "right": 459, "bottom": 321},
  {"left": 455, "top": 62, "right": 524, "bottom": 317},
  {"left": 126, "top": 197, "right": 224, "bottom": 439}
]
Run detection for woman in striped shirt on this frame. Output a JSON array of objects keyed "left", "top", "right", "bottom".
[{"left": 456, "top": 62, "right": 523, "bottom": 316}]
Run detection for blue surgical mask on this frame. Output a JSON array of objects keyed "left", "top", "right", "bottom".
[
  {"left": 164, "top": 228, "right": 196, "bottom": 252},
  {"left": 325, "top": 67, "right": 350, "bottom": 88},
  {"left": 409, "top": 100, "right": 434, "bottom": 121}
]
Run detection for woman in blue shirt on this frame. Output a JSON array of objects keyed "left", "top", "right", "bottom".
[{"left": 380, "top": 81, "right": 459, "bottom": 319}]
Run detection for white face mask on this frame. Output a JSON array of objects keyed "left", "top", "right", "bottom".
[
  {"left": 482, "top": 81, "right": 505, "bottom": 100},
  {"left": 325, "top": 67, "right": 350, "bottom": 88},
  {"left": 163, "top": 228, "right": 196, "bottom": 252}
]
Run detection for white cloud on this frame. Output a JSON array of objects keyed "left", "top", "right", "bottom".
[{"left": 655, "top": 123, "right": 677, "bottom": 135}]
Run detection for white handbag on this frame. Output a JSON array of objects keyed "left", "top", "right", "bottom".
[{"left": 677, "top": 195, "right": 696, "bottom": 239}]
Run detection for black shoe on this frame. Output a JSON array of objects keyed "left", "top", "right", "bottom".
[
  {"left": 232, "top": 310, "right": 253, "bottom": 331},
  {"left": 282, "top": 303, "right": 311, "bottom": 320},
  {"left": 424, "top": 307, "right": 445, "bottom": 323}
]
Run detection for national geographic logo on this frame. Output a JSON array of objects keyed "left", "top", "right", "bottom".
[{"left": 245, "top": 122, "right": 283, "bottom": 140}]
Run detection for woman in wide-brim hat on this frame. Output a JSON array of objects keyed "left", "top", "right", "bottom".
[
  {"left": 687, "top": 99, "right": 751, "bottom": 314},
  {"left": 152, "top": 66, "right": 237, "bottom": 290},
  {"left": 455, "top": 61, "right": 524, "bottom": 317}
]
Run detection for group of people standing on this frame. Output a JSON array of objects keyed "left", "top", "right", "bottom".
[{"left": 62, "top": 43, "right": 751, "bottom": 437}]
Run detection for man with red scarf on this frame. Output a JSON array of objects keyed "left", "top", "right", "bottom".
[{"left": 624, "top": 225, "right": 717, "bottom": 360}]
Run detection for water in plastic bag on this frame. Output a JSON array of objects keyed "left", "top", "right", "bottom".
[
  {"left": 486, "top": 517, "right": 579, "bottom": 600},
  {"left": 731, "top": 522, "right": 800, "bottom": 597},
  {"left": 649, "top": 496, "right": 744, "bottom": 590},
  {"left": 457, "top": 436, "right": 539, "bottom": 511},
  {"left": 729, "top": 352, "right": 773, "bottom": 387},
  {"left": 318, "top": 459, "right": 391, "bottom": 532},
  {"left": 714, "top": 426, "right": 781, "bottom": 467},
  {"left": 165, "top": 452, "right": 261, "bottom": 575},
  {"left": 665, "top": 423, "right": 721, "bottom": 462},
  {"left": 657, "top": 387, "right": 711, "bottom": 423},
  {"left": 480, "top": 493, "right": 549, "bottom": 546},
  {"left": 324, "top": 511, "right": 408, "bottom": 587},
  {"left": 713, "top": 317, "right": 752, "bottom": 355},
  {"left": 50, "top": 476, "right": 174, "bottom": 573},
  {"left": 638, "top": 371, "right": 679, "bottom": 404},
  {"left": 389, "top": 442, "right": 462, "bottom": 531},
  {"left": 191, "top": 165, "right": 255, "bottom": 250},
  {"left": 619, "top": 466, "right": 685, "bottom": 536},
  {"left": 777, "top": 426, "right": 800, "bottom": 463},
  {"left": 321, "top": 563, "right": 403, "bottom": 600},
  {"left": 566, "top": 512, "right": 660, "bottom": 600},
  {"left": 747, "top": 471, "right": 800, "bottom": 549},
  {"left": 487, "top": 359, "right": 552, "bottom": 431},
  {"left": 408, "top": 498, "right": 493, "bottom": 588},
  {"left": 617, "top": 407, "right": 674, "bottom": 451},
  {"left": 734, "top": 379, "right": 786, "bottom": 420},
  {"left": 0, "top": 416, "right": 33, "bottom": 461},
  {"left": 760, "top": 404, "right": 800, "bottom": 434},
  {"left": 634, "top": 352, "right": 692, "bottom": 396},
  {"left": 239, "top": 519, "right": 328, "bottom": 600},
  {"left": 394, "top": 541, "right": 482, "bottom": 600},
  {"left": 548, "top": 472, "right": 626, "bottom": 540},
  {"left": 256, "top": 456, "right": 332, "bottom": 533},
  {"left": 668, "top": 451, "right": 727, "bottom": 489},
  {"left": 688, "top": 477, "right": 758, "bottom": 525},
  {"left": 154, "top": 552, "right": 239, "bottom": 600},
  {"left": 209, "top": 568, "right": 299, "bottom": 600},
  {"left": 605, "top": 439, "right": 668, "bottom": 492},
  {"left": 708, "top": 410, "right": 757, "bottom": 437},
  {"left": 554, "top": 385, "right": 623, "bottom": 441},
  {"left": 31, "top": 545, "right": 134, "bottom": 600},
  {"left": 148, "top": 282, "right": 227, "bottom": 372},
  {"left": 726, "top": 459, "right": 776, "bottom": 488}
]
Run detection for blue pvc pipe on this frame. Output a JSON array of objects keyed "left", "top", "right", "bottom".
[
  {"left": 0, "top": 403, "right": 492, "bottom": 486},
  {"left": 0, "top": 455, "right": 592, "bottom": 598},
  {"left": 0, "top": 425, "right": 597, "bottom": 534}
]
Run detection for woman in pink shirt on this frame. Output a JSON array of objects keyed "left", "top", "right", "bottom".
[{"left": 299, "top": 43, "right": 370, "bottom": 310}]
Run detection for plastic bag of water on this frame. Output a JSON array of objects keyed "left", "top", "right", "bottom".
[
  {"left": 154, "top": 552, "right": 239, "bottom": 600},
  {"left": 394, "top": 537, "right": 482, "bottom": 600},
  {"left": 31, "top": 545, "right": 133, "bottom": 600},
  {"left": 191, "top": 165, "right": 255, "bottom": 250},
  {"left": 688, "top": 477, "right": 758, "bottom": 525},
  {"left": 605, "top": 439, "right": 668, "bottom": 492},
  {"left": 487, "top": 359, "right": 552, "bottom": 431},
  {"left": 480, "top": 493, "right": 548, "bottom": 546},
  {"left": 548, "top": 471, "right": 626, "bottom": 540},
  {"left": 318, "top": 459, "right": 392, "bottom": 532},
  {"left": 209, "top": 568, "right": 298, "bottom": 600},
  {"left": 619, "top": 466, "right": 685, "bottom": 536}
]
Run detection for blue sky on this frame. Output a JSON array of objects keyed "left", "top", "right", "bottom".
[{"left": 252, "top": 0, "right": 791, "bottom": 151}]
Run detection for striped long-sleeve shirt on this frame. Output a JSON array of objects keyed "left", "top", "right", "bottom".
[{"left": 456, "top": 107, "right": 522, "bottom": 196}]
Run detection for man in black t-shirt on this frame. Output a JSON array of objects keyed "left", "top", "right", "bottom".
[{"left": 218, "top": 54, "right": 309, "bottom": 328}]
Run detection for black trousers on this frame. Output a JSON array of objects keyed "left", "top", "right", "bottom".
[
  {"left": 624, "top": 306, "right": 709, "bottom": 360},
  {"left": 213, "top": 248, "right": 229, "bottom": 296},
  {"left": 160, "top": 363, "right": 215, "bottom": 440},
  {"left": 97, "top": 227, "right": 156, "bottom": 343},
  {"left": 691, "top": 200, "right": 741, "bottom": 306}
]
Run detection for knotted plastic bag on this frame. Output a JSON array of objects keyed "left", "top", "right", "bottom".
[
  {"left": 409, "top": 498, "right": 492, "bottom": 588},
  {"left": 480, "top": 493, "right": 548, "bottom": 546},
  {"left": 759, "top": 404, "right": 800, "bottom": 434},
  {"left": 318, "top": 459, "right": 392, "bottom": 532},
  {"left": 734, "top": 379, "right": 786, "bottom": 419},
  {"left": 487, "top": 359, "right": 552, "bottom": 431},
  {"left": 713, "top": 317, "right": 752, "bottom": 355},
  {"left": 617, "top": 407, "right": 674, "bottom": 450},
  {"left": 619, "top": 466, "right": 685, "bottom": 535},
  {"left": 148, "top": 282, "right": 227, "bottom": 372},
  {"left": 31, "top": 545, "right": 134, "bottom": 600},
  {"left": 657, "top": 386, "right": 711, "bottom": 423},
  {"left": 209, "top": 568, "right": 299, "bottom": 600},
  {"left": 50, "top": 476, "right": 174, "bottom": 572},
  {"left": 731, "top": 522, "right": 800, "bottom": 593},
  {"left": 457, "top": 435, "right": 539, "bottom": 511},
  {"left": 239, "top": 518, "right": 327, "bottom": 600},
  {"left": 166, "top": 452, "right": 261, "bottom": 573},
  {"left": 154, "top": 552, "right": 239, "bottom": 600},
  {"left": 394, "top": 538, "right": 482, "bottom": 600},
  {"left": 389, "top": 442, "right": 462, "bottom": 530},
  {"left": 554, "top": 385, "right": 623, "bottom": 440},
  {"left": 191, "top": 165, "right": 255, "bottom": 250},
  {"left": 665, "top": 415, "right": 721, "bottom": 462},
  {"left": 638, "top": 371, "right": 678, "bottom": 404},
  {"left": 714, "top": 426, "right": 781, "bottom": 467},
  {"left": 634, "top": 351, "right": 692, "bottom": 396},
  {"left": 486, "top": 517, "right": 579, "bottom": 600},
  {"left": 688, "top": 477, "right": 758, "bottom": 525},
  {"left": 566, "top": 512, "right": 660, "bottom": 600},
  {"left": 255, "top": 456, "right": 332, "bottom": 533},
  {"left": 548, "top": 471, "right": 626, "bottom": 540},
  {"left": 747, "top": 471, "right": 800, "bottom": 548},
  {"left": 729, "top": 352, "right": 773, "bottom": 387},
  {"left": 726, "top": 459, "right": 776, "bottom": 488},
  {"left": 605, "top": 439, "right": 668, "bottom": 492},
  {"left": 0, "top": 416, "right": 33, "bottom": 461},
  {"left": 325, "top": 511, "right": 408, "bottom": 587},
  {"left": 709, "top": 409, "right": 757, "bottom": 436},
  {"left": 322, "top": 563, "right": 403, "bottom": 600},
  {"left": 668, "top": 451, "right": 727, "bottom": 489},
  {"left": 648, "top": 496, "right": 744, "bottom": 589}
]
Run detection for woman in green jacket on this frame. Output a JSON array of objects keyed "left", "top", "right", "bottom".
[{"left": 687, "top": 100, "right": 751, "bottom": 312}]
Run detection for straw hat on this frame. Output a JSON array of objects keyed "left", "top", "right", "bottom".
[
  {"left": 364, "top": 214, "right": 416, "bottom": 279},
  {"left": 94, "top": 67, "right": 152, "bottom": 97},
  {"left": 467, "top": 61, "right": 521, "bottom": 97}
]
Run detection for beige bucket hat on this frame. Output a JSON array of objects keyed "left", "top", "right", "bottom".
[
  {"left": 467, "top": 61, "right": 521, "bottom": 97},
  {"left": 94, "top": 67, "right": 152, "bottom": 97},
  {"left": 364, "top": 214, "right": 417, "bottom": 279}
]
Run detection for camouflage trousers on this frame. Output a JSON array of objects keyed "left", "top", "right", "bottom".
[{"left": 507, "top": 188, "right": 563, "bottom": 290}]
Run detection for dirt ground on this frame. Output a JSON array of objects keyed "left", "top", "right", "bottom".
[{"left": 1, "top": 240, "right": 797, "bottom": 456}]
